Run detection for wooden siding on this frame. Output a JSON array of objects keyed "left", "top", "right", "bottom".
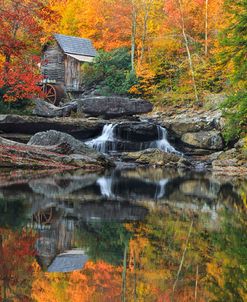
[
  {"left": 41, "top": 43, "right": 65, "bottom": 84},
  {"left": 64, "top": 55, "right": 82, "bottom": 91}
]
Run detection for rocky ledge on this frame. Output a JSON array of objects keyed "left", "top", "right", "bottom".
[
  {"left": 211, "top": 139, "right": 247, "bottom": 175},
  {"left": 0, "top": 130, "right": 112, "bottom": 171},
  {"left": 77, "top": 96, "right": 153, "bottom": 118},
  {"left": 0, "top": 114, "right": 105, "bottom": 142},
  {"left": 121, "top": 148, "right": 191, "bottom": 169}
]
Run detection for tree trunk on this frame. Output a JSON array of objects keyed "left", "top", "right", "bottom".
[
  {"left": 177, "top": 0, "right": 199, "bottom": 102},
  {"left": 140, "top": 0, "right": 153, "bottom": 64},
  {"left": 131, "top": 1, "right": 137, "bottom": 72},
  {"left": 121, "top": 243, "right": 128, "bottom": 302},
  {"left": 205, "top": 0, "right": 208, "bottom": 56}
]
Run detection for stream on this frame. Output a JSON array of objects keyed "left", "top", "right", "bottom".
[{"left": 0, "top": 165, "right": 246, "bottom": 301}]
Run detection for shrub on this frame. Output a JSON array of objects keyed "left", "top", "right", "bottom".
[{"left": 82, "top": 48, "right": 138, "bottom": 96}]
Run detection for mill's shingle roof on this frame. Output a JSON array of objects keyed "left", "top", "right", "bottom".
[{"left": 54, "top": 33, "right": 97, "bottom": 57}]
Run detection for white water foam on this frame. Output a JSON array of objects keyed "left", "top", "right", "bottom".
[
  {"left": 155, "top": 179, "right": 169, "bottom": 199},
  {"left": 86, "top": 123, "right": 180, "bottom": 155},
  {"left": 85, "top": 124, "right": 116, "bottom": 153},
  {"left": 152, "top": 126, "right": 179, "bottom": 154},
  {"left": 97, "top": 177, "right": 114, "bottom": 198}
]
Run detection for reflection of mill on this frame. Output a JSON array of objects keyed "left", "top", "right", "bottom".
[{"left": 30, "top": 204, "right": 77, "bottom": 270}]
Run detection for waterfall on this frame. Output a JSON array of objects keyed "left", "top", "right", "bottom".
[
  {"left": 97, "top": 177, "right": 114, "bottom": 198},
  {"left": 152, "top": 126, "right": 179, "bottom": 154},
  {"left": 85, "top": 124, "right": 116, "bottom": 153},
  {"left": 155, "top": 179, "right": 169, "bottom": 199},
  {"left": 86, "top": 123, "right": 180, "bottom": 154}
]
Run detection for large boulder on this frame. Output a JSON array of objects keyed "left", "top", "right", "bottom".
[
  {"left": 77, "top": 96, "right": 153, "bottom": 118},
  {"left": 33, "top": 99, "right": 77, "bottom": 118},
  {"left": 181, "top": 131, "right": 224, "bottom": 150},
  {"left": 115, "top": 122, "right": 158, "bottom": 141},
  {"left": 121, "top": 148, "right": 184, "bottom": 167},
  {"left": 159, "top": 110, "right": 223, "bottom": 137},
  {"left": 28, "top": 130, "right": 112, "bottom": 167}
]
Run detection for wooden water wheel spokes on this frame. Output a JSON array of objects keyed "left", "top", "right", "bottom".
[
  {"left": 34, "top": 208, "right": 53, "bottom": 225},
  {"left": 42, "top": 83, "right": 57, "bottom": 105}
]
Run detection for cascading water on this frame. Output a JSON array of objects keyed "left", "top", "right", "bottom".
[
  {"left": 86, "top": 123, "right": 180, "bottom": 154},
  {"left": 97, "top": 176, "right": 114, "bottom": 198},
  {"left": 151, "top": 126, "right": 179, "bottom": 154},
  {"left": 155, "top": 179, "right": 169, "bottom": 199},
  {"left": 85, "top": 124, "right": 116, "bottom": 153}
]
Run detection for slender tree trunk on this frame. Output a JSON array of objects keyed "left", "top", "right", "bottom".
[
  {"left": 121, "top": 243, "right": 128, "bottom": 302},
  {"left": 133, "top": 252, "right": 137, "bottom": 302},
  {"left": 140, "top": 0, "right": 153, "bottom": 64},
  {"left": 131, "top": 1, "right": 137, "bottom": 72},
  {"left": 195, "top": 265, "right": 199, "bottom": 302},
  {"left": 172, "top": 220, "right": 194, "bottom": 295},
  {"left": 205, "top": 0, "right": 208, "bottom": 56},
  {"left": 0, "top": 235, "right": 7, "bottom": 301},
  {"left": 177, "top": 0, "right": 199, "bottom": 102}
]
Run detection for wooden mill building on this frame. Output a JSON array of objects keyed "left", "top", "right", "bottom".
[{"left": 41, "top": 34, "right": 97, "bottom": 101}]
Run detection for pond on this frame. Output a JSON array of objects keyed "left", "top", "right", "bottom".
[{"left": 0, "top": 167, "right": 246, "bottom": 301}]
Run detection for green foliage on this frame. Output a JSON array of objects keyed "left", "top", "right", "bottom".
[
  {"left": 82, "top": 48, "right": 138, "bottom": 96},
  {"left": 220, "top": 0, "right": 247, "bottom": 140},
  {"left": 220, "top": 91, "right": 247, "bottom": 141},
  {"left": 0, "top": 198, "right": 29, "bottom": 229},
  {"left": 0, "top": 87, "right": 32, "bottom": 114},
  {"left": 76, "top": 221, "right": 132, "bottom": 265}
]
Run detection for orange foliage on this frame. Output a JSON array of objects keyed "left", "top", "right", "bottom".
[{"left": 32, "top": 261, "right": 122, "bottom": 302}]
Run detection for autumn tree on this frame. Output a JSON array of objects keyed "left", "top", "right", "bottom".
[
  {"left": 0, "top": 229, "right": 37, "bottom": 301},
  {"left": 0, "top": 0, "right": 47, "bottom": 102}
]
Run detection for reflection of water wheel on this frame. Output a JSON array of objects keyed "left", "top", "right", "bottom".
[
  {"left": 34, "top": 208, "right": 53, "bottom": 225},
  {"left": 42, "top": 84, "right": 65, "bottom": 106}
]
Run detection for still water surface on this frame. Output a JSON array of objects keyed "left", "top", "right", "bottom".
[{"left": 0, "top": 167, "right": 246, "bottom": 301}]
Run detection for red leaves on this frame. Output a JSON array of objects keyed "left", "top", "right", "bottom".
[
  {"left": 0, "top": 60, "right": 43, "bottom": 102},
  {"left": 0, "top": 0, "right": 47, "bottom": 102}
]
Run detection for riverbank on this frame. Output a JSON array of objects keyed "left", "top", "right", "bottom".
[{"left": 0, "top": 97, "right": 246, "bottom": 176}]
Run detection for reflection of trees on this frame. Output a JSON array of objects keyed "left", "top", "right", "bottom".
[
  {"left": 0, "top": 229, "right": 37, "bottom": 301},
  {"left": 76, "top": 222, "right": 132, "bottom": 266},
  {"left": 32, "top": 261, "right": 122, "bottom": 302},
  {"left": 0, "top": 198, "right": 28, "bottom": 229},
  {"left": 0, "top": 195, "right": 246, "bottom": 301},
  {"left": 122, "top": 206, "right": 247, "bottom": 301},
  {"left": 207, "top": 209, "right": 247, "bottom": 302}
]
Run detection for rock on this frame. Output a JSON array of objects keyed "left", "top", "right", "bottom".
[
  {"left": 77, "top": 96, "right": 153, "bottom": 118},
  {"left": 0, "top": 136, "right": 105, "bottom": 170},
  {"left": 121, "top": 148, "right": 183, "bottom": 167},
  {"left": 0, "top": 114, "right": 104, "bottom": 139},
  {"left": 33, "top": 99, "right": 77, "bottom": 118},
  {"left": 180, "top": 180, "right": 220, "bottom": 199},
  {"left": 29, "top": 174, "right": 99, "bottom": 197},
  {"left": 159, "top": 110, "right": 223, "bottom": 137},
  {"left": 212, "top": 147, "right": 247, "bottom": 175},
  {"left": 115, "top": 122, "right": 158, "bottom": 141},
  {"left": 28, "top": 130, "right": 112, "bottom": 167},
  {"left": 181, "top": 131, "right": 224, "bottom": 150},
  {"left": 234, "top": 138, "right": 246, "bottom": 149}
]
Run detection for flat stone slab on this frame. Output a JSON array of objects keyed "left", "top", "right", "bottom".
[
  {"left": 77, "top": 96, "right": 153, "bottom": 118},
  {"left": 0, "top": 114, "right": 104, "bottom": 139}
]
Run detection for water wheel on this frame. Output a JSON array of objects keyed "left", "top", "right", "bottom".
[
  {"left": 34, "top": 208, "right": 53, "bottom": 225},
  {"left": 42, "top": 84, "right": 65, "bottom": 106}
]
